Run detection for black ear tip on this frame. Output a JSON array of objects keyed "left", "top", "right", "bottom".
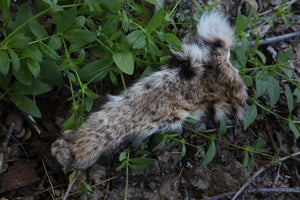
[{"left": 167, "top": 55, "right": 196, "bottom": 80}]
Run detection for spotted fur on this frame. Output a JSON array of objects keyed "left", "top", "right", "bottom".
[{"left": 51, "top": 12, "right": 248, "bottom": 169}]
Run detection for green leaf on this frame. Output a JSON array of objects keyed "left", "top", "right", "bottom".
[
  {"left": 0, "top": 70, "right": 12, "bottom": 89},
  {"left": 181, "top": 143, "right": 186, "bottom": 158},
  {"left": 244, "top": 104, "right": 257, "bottom": 130},
  {"left": 217, "top": 120, "right": 227, "bottom": 136},
  {"left": 39, "top": 59, "right": 62, "bottom": 86},
  {"left": 13, "top": 62, "right": 32, "bottom": 85},
  {"left": 146, "top": 9, "right": 165, "bottom": 32},
  {"left": 29, "top": 22, "right": 48, "bottom": 38},
  {"left": 158, "top": 32, "right": 181, "bottom": 50},
  {"left": 5, "top": 33, "right": 31, "bottom": 49},
  {"left": 255, "top": 50, "right": 266, "bottom": 64},
  {"left": 78, "top": 59, "right": 112, "bottom": 82},
  {"left": 235, "top": 14, "right": 251, "bottom": 35},
  {"left": 109, "top": 70, "right": 118, "bottom": 85},
  {"left": 130, "top": 158, "right": 155, "bottom": 165},
  {"left": 48, "top": 35, "right": 62, "bottom": 50},
  {"left": 255, "top": 76, "right": 268, "bottom": 98},
  {"left": 0, "top": 50, "right": 10, "bottom": 76},
  {"left": 242, "top": 152, "right": 249, "bottom": 169},
  {"left": 119, "top": 151, "right": 127, "bottom": 162},
  {"left": 288, "top": 120, "right": 300, "bottom": 139},
  {"left": 267, "top": 76, "right": 280, "bottom": 106},
  {"left": 27, "top": 59, "right": 40, "bottom": 77},
  {"left": 63, "top": 113, "right": 83, "bottom": 131},
  {"left": 64, "top": 29, "right": 97, "bottom": 45},
  {"left": 54, "top": 7, "right": 77, "bottom": 33},
  {"left": 113, "top": 52, "right": 134, "bottom": 75},
  {"left": 23, "top": 45, "right": 42, "bottom": 62},
  {"left": 9, "top": 49, "right": 20, "bottom": 72},
  {"left": 11, "top": 78, "right": 53, "bottom": 95},
  {"left": 9, "top": 92, "right": 41, "bottom": 118},
  {"left": 284, "top": 84, "right": 293, "bottom": 115},
  {"left": 280, "top": 65, "right": 294, "bottom": 79},
  {"left": 202, "top": 142, "right": 216, "bottom": 166},
  {"left": 126, "top": 30, "right": 146, "bottom": 49},
  {"left": 148, "top": 39, "right": 161, "bottom": 56},
  {"left": 277, "top": 45, "right": 292, "bottom": 64},
  {"left": 99, "top": 0, "right": 122, "bottom": 12},
  {"left": 84, "top": 97, "right": 94, "bottom": 112},
  {"left": 13, "top": 3, "right": 33, "bottom": 28},
  {"left": 39, "top": 42, "right": 60, "bottom": 60},
  {"left": 254, "top": 138, "right": 263, "bottom": 149}
]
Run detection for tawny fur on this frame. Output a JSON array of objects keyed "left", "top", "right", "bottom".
[{"left": 51, "top": 12, "right": 248, "bottom": 169}]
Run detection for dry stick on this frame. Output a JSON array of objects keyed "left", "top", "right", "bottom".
[
  {"left": 203, "top": 187, "right": 300, "bottom": 200},
  {"left": 62, "top": 170, "right": 79, "bottom": 200},
  {"left": 258, "top": 0, "right": 296, "bottom": 17},
  {"left": 231, "top": 151, "right": 300, "bottom": 200},
  {"left": 41, "top": 159, "right": 55, "bottom": 200},
  {"left": 0, "top": 123, "right": 15, "bottom": 173},
  {"left": 249, "top": 31, "right": 300, "bottom": 47}
]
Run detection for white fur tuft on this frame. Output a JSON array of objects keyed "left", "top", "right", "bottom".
[{"left": 197, "top": 12, "right": 235, "bottom": 49}]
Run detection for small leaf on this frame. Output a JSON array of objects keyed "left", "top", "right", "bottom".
[
  {"left": 27, "top": 59, "right": 40, "bottom": 77},
  {"left": 113, "top": 52, "right": 134, "bottom": 75},
  {"left": 288, "top": 120, "right": 300, "bottom": 139},
  {"left": 29, "top": 22, "right": 48, "bottom": 38},
  {"left": 235, "top": 14, "right": 251, "bottom": 35},
  {"left": 277, "top": 45, "right": 292, "bottom": 64},
  {"left": 217, "top": 120, "right": 227, "bottom": 136},
  {"left": 244, "top": 104, "right": 257, "bottom": 130},
  {"left": 146, "top": 9, "right": 165, "bottom": 32},
  {"left": 23, "top": 45, "right": 42, "bottom": 62},
  {"left": 9, "top": 49, "right": 20, "bottom": 72},
  {"left": 62, "top": 113, "right": 83, "bottom": 131},
  {"left": 39, "top": 42, "right": 60, "bottom": 60},
  {"left": 255, "top": 50, "right": 266, "bottom": 64},
  {"left": 157, "top": 138, "right": 166, "bottom": 149},
  {"left": 10, "top": 78, "right": 53, "bottom": 95},
  {"left": 13, "top": 62, "right": 32, "bottom": 85},
  {"left": 0, "top": 50, "right": 10, "bottom": 76},
  {"left": 242, "top": 152, "right": 249, "bottom": 169},
  {"left": 119, "top": 151, "right": 127, "bottom": 162},
  {"left": 202, "top": 142, "right": 216, "bottom": 166},
  {"left": 254, "top": 138, "right": 263, "bottom": 149},
  {"left": 127, "top": 30, "right": 146, "bottom": 49},
  {"left": 148, "top": 39, "right": 161, "bottom": 56},
  {"left": 9, "top": 92, "right": 41, "bottom": 118},
  {"left": 267, "top": 76, "right": 280, "bottom": 106},
  {"left": 284, "top": 84, "right": 294, "bottom": 115},
  {"left": 181, "top": 143, "right": 186, "bottom": 158},
  {"left": 255, "top": 76, "right": 268, "bottom": 98},
  {"left": 6, "top": 33, "right": 31, "bottom": 49},
  {"left": 40, "top": 59, "right": 63, "bottom": 86},
  {"left": 109, "top": 70, "right": 118, "bottom": 85},
  {"left": 54, "top": 7, "right": 77, "bottom": 33},
  {"left": 78, "top": 59, "right": 112, "bottom": 82},
  {"left": 48, "top": 35, "right": 62, "bottom": 50}
]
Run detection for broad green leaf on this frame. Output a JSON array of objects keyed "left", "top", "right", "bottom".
[
  {"left": 277, "top": 45, "right": 292, "bottom": 64},
  {"left": 113, "top": 52, "right": 134, "bottom": 75},
  {"left": 280, "top": 65, "right": 294, "bottom": 79},
  {"left": 109, "top": 70, "right": 118, "bottom": 85},
  {"left": 267, "top": 76, "right": 280, "bottom": 106},
  {"left": 146, "top": 9, "right": 165, "bottom": 31},
  {"left": 244, "top": 104, "right": 257, "bottom": 130},
  {"left": 75, "top": 50, "right": 86, "bottom": 65},
  {"left": 235, "top": 14, "right": 251, "bottom": 35},
  {"left": 64, "top": 29, "right": 97, "bottom": 44},
  {"left": 54, "top": 7, "right": 77, "bottom": 33},
  {"left": 13, "top": 3, "right": 33, "bottom": 28},
  {"left": 39, "top": 42, "right": 60, "bottom": 60},
  {"left": 48, "top": 35, "right": 62, "bottom": 50},
  {"left": 217, "top": 120, "right": 227, "bottom": 136},
  {"left": 10, "top": 78, "right": 53, "bottom": 95},
  {"left": 288, "top": 120, "right": 300, "bottom": 139},
  {"left": 78, "top": 59, "right": 112, "bottom": 82},
  {"left": 39, "top": 59, "right": 62, "bottom": 86},
  {"left": 294, "top": 88, "right": 300, "bottom": 100},
  {"left": 242, "top": 152, "right": 249, "bottom": 169},
  {"left": 29, "top": 22, "right": 48, "bottom": 38},
  {"left": 9, "top": 92, "right": 41, "bottom": 118},
  {"left": 126, "top": 30, "right": 146, "bottom": 49},
  {"left": 13, "top": 63, "right": 32, "bottom": 85},
  {"left": 0, "top": 50, "right": 10, "bottom": 76},
  {"left": 23, "top": 45, "right": 42, "bottom": 62},
  {"left": 285, "top": 84, "right": 293, "bottom": 115},
  {"left": 202, "top": 142, "right": 216, "bottom": 166},
  {"left": 161, "top": 33, "right": 181, "bottom": 50},
  {"left": 255, "top": 77, "right": 267, "bottom": 98},
  {"left": 99, "top": 0, "right": 122, "bottom": 12},
  {"left": 9, "top": 49, "right": 20, "bottom": 72},
  {"left": 148, "top": 39, "right": 161, "bottom": 56},
  {"left": 27, "top": 59, "right": 40, "bottom": 77},
  {"left": 84, "top": 97, "right": 93, "bottom": 112},
  {"left": 5, "top": 33, "right": 31, "bottom": 49}
]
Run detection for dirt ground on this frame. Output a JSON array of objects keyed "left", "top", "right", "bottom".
[{"left": 0, "top": 0, "right": 300, "bottom": 200}]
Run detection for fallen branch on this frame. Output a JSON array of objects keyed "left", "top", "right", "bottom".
[
  {"left": 249, "top": 31, "right": 300, "bottom": 47},
  {"left": 231, "top": 151, "right": 300, "bottom": 200},
  {"left": 203, "top": 187, "right": 300, "bottom": 200},
  {"left": 0, "top": 123, "right": 15, "bottom": 173}
]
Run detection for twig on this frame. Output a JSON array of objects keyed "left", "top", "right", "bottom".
[
  {"left": 249, "top": 31, "right": 300, "bottom": 47},
  {"left": 258, "top": 0, "right": 296, "bottom": 17},
  {"left": 203, "top": 187, "right": 300, "bottom": 200},
  {"left": 231, "top": 151, "right": 300, "bottom": 200},
  {"left": 0, "top": 122, "right": 14, "bottom": 173},
  {"left": 42, "top": 159, "right": 55, "bottom": 199},
  {"left": 62, "top": 170, "right": 79, "bottom": 200}
]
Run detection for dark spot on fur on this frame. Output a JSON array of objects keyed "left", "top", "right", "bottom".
[
  {"left": 93, "top": 146, "right": 98, "bottom": 151},
  {"left": 145, "top": 83, "right": 152, "bottom": 90},
  {"left": 95, "top": 135, "right": 100, "bottom": 139},
  {"left": 167, "top": 55, "right": 195, "bottom": 80},
  {"left": 205, "top": 104, "right": 215, "bottom": 122},
  {"left": 151, "top": 111, "right": 156, "bottom": 115}
]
